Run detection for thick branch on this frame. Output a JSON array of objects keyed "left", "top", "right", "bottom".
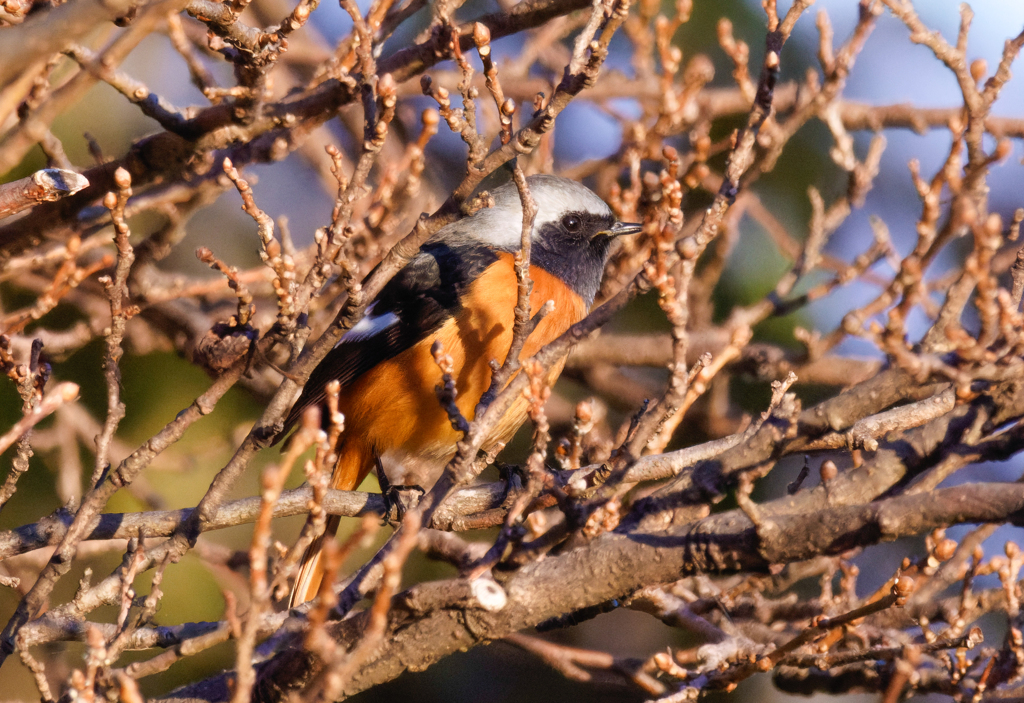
[{"left": 162, "top": 481, "right": 1024, "bottom": 702}]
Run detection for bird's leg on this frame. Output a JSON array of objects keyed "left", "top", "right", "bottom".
[
  {"left": 496, "top": 462, "right": 525, "bottom": 508},
  {"left": 375, "top": 456, "right": 425, "bottom": 523}
]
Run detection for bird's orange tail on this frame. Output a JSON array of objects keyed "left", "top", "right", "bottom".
[
  {"left": 288, "top": 444, "right": 373, "bottom": 607},
  {"left": 289, "top": 514, "right": 341, "bottom": 607}
]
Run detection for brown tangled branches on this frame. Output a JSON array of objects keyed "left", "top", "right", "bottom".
[{"left": 1, "top": 0, "right": 1024, "bottom": 701}]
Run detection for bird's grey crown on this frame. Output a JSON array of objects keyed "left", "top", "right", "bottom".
[{"left": 436, "top": 174, "right": 613, "bottom": 250}]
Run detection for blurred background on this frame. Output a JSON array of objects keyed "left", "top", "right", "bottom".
[{"left": 1, "top": 0, "right": 1023, "bottom": 700}]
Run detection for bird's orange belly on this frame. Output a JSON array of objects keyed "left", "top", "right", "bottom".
[{"left": 337, "top": 254, "right": 587, "bottom": 485}]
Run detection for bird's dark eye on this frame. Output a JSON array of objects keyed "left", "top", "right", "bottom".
[{"left": 562, "top": 214, "right": 582, "bottom": 233}]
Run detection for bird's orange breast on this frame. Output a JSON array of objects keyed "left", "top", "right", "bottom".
[{"left": 336, "top": 252, "right": 588, "bottom": 476}]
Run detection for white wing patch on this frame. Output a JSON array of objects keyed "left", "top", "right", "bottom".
[{"left": 340, "top": 304, "right": 399, "bottom": 344}]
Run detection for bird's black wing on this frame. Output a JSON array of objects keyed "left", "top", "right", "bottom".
[{"left": 279, "top": 242, "right": 499, "bottom": 436}]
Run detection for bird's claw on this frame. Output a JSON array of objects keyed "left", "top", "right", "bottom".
[
  {"left": 377, "top": 469, "right": 425, "bottom": 523},
  {"left": 496, "top": 463, "right": 525, "bottom": 508}
]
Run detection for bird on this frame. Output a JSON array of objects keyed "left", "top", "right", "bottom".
[{"left": 282, "top": 174, "right": 641, "bottom": 606}]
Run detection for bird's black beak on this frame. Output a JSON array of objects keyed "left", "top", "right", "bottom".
[{"left": 602, "top": 221, "right": 643, "bottom": 237}]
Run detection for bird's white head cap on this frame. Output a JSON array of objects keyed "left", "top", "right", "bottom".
[{"left": 443, "top": 174, "right": 613, "bottom": 250}]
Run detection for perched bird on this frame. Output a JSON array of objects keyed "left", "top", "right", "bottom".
[{"left": 283, "top": 175, "right": 640, "bottom": 605}]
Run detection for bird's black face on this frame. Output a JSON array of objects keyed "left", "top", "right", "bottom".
[
  {"left": 557, "top": 210, "right": 611, "bottom": 240},
  {"left": 532, "top": 210, "right": 637, "bottom": 306}
]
